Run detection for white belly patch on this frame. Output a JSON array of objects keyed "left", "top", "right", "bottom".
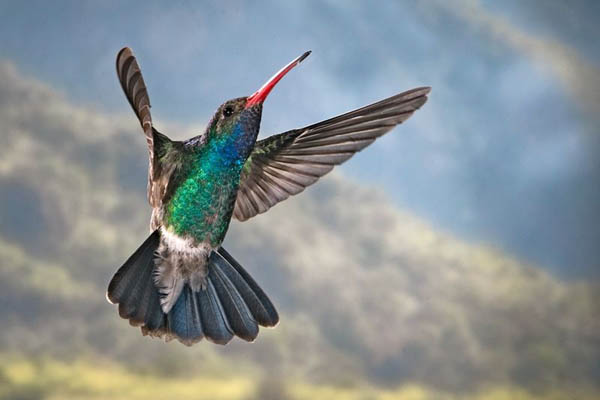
[{"left": 153, "top": 227, "right": 214, "bottom": 313}]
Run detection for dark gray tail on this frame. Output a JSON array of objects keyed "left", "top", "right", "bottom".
[{"left": 107, "top": 230, "right": 279, "bottom": 346}]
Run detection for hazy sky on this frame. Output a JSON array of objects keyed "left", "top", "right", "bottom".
[{"left": 1, "top": 0, "right": 598, "bottom": 278}]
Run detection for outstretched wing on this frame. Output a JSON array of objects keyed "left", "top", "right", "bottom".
[
  {"left": 116, "top": 47, "right": 176, "bottom": 208},
  {"left": 233, "top": 87, "right": 430, "bottom": 221}
]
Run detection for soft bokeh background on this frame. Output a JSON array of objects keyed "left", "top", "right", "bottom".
[{"left": 0, "top": 1, "right": 598, "bottom": 399}]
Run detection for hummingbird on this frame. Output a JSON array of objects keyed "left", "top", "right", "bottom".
[{"left": 107, "top": 47, "right": 430, "bottom": 346}]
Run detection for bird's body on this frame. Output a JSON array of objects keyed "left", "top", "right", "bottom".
[
  {"left": 107, "top": 47, "right": 430, "bottom": 346},
  {"left": 163, "top": 106, "right": 258, "bottom": 246},
  {"left": 149, "top": 102, "right": 263, "bottom": 312},
  {"left": 164, "top": 143, "right": 241, "bottom": 245}
]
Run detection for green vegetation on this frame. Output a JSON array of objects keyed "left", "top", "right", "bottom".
[
  {"left": 1, "top": 356, "right": 597, "bottom": 400},
  {"left": 0, "top": 61, "right": 598, "bottom": 399}
]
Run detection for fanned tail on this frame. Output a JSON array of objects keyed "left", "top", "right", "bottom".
[
  {"left": 106, "top": 230, "right": 166, "bottom": 333},
  {"left": 106, "top": 231, "right": 278, "bottom": 345},
  {"left": 164, "top": 247, "right": 279, "bottom": 345}
]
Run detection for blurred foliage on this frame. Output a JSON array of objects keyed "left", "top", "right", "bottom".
[
  {"left": 0, "top": 58, "right": 599, "bottom": 398},
  {"left": 0, "top": 356, "right": 597, "bottom": 400}
]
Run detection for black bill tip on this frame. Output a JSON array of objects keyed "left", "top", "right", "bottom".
[{"left": 298, "top": 50, "right": 311, "bottom": 64}]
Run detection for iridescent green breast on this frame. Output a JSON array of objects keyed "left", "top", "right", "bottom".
[{"left": 164, "top": 138, "right": 246, "bottom": 247}]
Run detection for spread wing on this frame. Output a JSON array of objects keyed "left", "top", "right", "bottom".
[
  {"left": 116, "top": 47, "right": 177, "bottom": 208},
  {"left": 233, "top": 87, "right": 430, "bottom": 221}
]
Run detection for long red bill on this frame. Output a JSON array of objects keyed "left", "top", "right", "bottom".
[{"left": 245, "top": 51, "right": 311, "bottom": 108}]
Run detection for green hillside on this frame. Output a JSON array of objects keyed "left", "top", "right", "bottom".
[{"left": 0, "top": 61, "right": 598, "bottom": 398}]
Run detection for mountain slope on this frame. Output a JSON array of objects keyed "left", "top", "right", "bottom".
[{"left": 0, "top": 61, "right": 598, "bottom": 393}]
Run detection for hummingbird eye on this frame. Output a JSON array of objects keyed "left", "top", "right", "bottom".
[{"left": 223, "top": 106, "right": 234, "bottom": 118}]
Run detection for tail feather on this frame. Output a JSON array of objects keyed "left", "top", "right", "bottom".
[
  {"left": 119, "top": 250, "right": 154, "bottom": 322},
  {"left": 141, "top": 284, "right": 166, "bottom": 334},
  {"left": 107, "top": 231, "right": 278, "bottom": 346},
  {"left": 107, "top": 230, "right": 166, "bottom": 330},
  {"left": 107, "top": 230, "right": 160, "bottom": 307},
  {"left": 217, "top": 248, "right": 279, "bottom": 326},
  {"left": 129, "top": 262, "right": 157, "bottom": 326},
  {"left": 211, "top": 261, "right": 259, "bottom": 341},
  {"left": 167, "top": 286, "right": 204, "bottom": 344},
  {"left": 195, "top": 280, "right": 234, "bottom": 345}
]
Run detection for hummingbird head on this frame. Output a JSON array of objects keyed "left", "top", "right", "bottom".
[{"left": 205, "top": 51, "right": 311, "bottom": 156}]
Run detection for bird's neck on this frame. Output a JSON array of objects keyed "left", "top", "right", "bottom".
[{"left": 205, "top": 123, "right": 258, "bottom": 167}]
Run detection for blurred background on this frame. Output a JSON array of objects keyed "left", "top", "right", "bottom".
[{"left": 0, "top": 1, "right": 598, "bottom": 399}]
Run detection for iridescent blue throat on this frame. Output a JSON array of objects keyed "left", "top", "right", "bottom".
[{"left": 165, "top": 121, "right": 257, "bottom": 245}]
